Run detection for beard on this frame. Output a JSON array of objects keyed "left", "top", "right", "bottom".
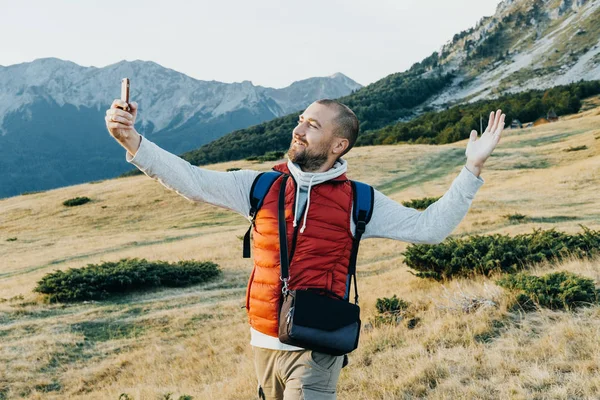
[{"left": 287, "top": 139, "right": 330, "bottom": 172}]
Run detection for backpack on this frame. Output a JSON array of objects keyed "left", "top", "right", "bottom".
[{"left": 241, "top": 170, "right": 374, "bottom": 302}]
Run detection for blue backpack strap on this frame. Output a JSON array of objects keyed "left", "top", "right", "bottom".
[
  {"left": 243, "top": 171, "right": 283, "bottom": 258},
  {"left": 352, "top": 181, "right": 375, "bottom": 232},
  {"left": 344, "top": 180, "right": 375, "bottom": 303}
]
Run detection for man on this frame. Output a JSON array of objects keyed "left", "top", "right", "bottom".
[{"left": 105, "top": 98, "right": 505, "bottom": 399}]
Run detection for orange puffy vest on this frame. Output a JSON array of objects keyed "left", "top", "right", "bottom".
[{"left": 245, "top": 162, "right": 355, "bottom": 337}]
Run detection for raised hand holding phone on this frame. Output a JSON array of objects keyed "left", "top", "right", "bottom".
[{"left": 105, "top": 77, "right": 141, "bottom": 156}]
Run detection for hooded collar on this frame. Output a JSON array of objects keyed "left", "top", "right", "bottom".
[{"left": 272, "top": 158, "right": 348, "bottom": 234}]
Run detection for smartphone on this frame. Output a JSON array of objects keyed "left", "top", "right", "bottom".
[{"left": 117, "top": 78, "right": 131, "bottom": 112}]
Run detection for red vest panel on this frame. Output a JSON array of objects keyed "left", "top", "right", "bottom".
[{"left": 245, "top": 162, "right": 355, "bottom": 337}]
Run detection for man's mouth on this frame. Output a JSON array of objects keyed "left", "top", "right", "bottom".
[{"left": 294, "top": 139, "right": 306, "bottom": 146}]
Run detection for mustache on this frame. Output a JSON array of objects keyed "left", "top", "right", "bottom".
[{"left": 292, "top": 137, "right": 308, "bottom": 145}]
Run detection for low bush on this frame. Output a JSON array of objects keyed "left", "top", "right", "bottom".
[
  {"left": 563, "top": 145, "right": 588, "bottom": 152},
  {"left": 226, "top": 167, "right": 241, "bottom": 172},
  {"left": 118, "top": 169, "right": 143, "bottom": 178},
  {"left": 246, "top": 151, "right": 286, "bottom": 163},
  {"left": 503, "top": 213, "right": 528, "bottom": 222},
  {"left": 257, "top": 151, "right": 285, "bottom": 162},
  {"left": 497, "top": 271, "right": 599, "bottom": 310},
  {"left": 403, "top": 225, "right": 600, "bottom": 280},
  {"left": 6, "top": 237, "right": 17, "bottom": 242},
  {"left": 402, "top": 196, "right": 441, "bottom": 210},
  {"left": 63, "top": 196, "right": 91, "bottom": 207},
  {"left": 372, "top": 295, "right": 415, "bottom": 326},
  {"left": 376, "top": 295, "right": 411, "bottom": 314},
  {"left": 21, "top": 190, "right": 46, "bottom": 195},
  {"left": 34, "top": 258, "right": 221, "bottom": 303}
]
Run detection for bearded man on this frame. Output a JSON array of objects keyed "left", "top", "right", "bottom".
[{"left": 106, "top": 97, "right": 504, "bottom": 400}]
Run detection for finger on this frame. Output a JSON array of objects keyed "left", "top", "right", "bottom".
[
  {"left": 105, "top": 114, "right": 133, "bottom": 125},
  {"left": 487, "top": 111, "right": 494, "bottom": 132},
  {"left": 469, "top": 130, "right": 478, "bottom": 141},
  {"left": 107, "top": 108, "right": 133, "bottom": 122},
  {"left": 106, "top": 122, "right": 129, "bottom": 133},
  {"left": 494, "top": 109, "right": 502, "bottom": 130},
  {"left": 130, "top": 101, "right": 138, "bottom": 111},
  {"left": 111, "top": 99, "right": 129, "bottom": 109},
  {"left": 495, "top": 114, "right": 506, "bottom": 134}
]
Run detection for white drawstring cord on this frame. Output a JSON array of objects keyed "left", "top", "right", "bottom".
[
  {"left": 293, "top": 181, "right": 301, "bottom": 228},
  {"left": 300, "top": 175, "right": 315, "bottom": 234}
]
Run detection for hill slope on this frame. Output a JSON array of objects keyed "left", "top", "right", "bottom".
[{"left": 1, "top": 99, "right": 599, "bottom": 399}]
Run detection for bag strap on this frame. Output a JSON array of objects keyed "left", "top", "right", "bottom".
[
  {"left": 243, "top": 171, "right": 284, "bottom": 258},
  {"left": 272, "top": 174, "right": 374, "bottom": 303},
  {"left": 277, "top": 175, "right": 291, "bottom": 293},
  {"left": 344, "top": 180, "right": 375, "bottom": 304}
]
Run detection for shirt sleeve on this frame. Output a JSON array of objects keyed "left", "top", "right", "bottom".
[
  {"left": 361, "top": 165, "right": 485, "bottom": 244},
  {"left": 125, "top": 136, "right": 261, "bottom": 218}
]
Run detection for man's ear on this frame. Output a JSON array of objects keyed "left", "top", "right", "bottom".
[{"left": 332, "top": 138, "right": 349, "bottom": 155}]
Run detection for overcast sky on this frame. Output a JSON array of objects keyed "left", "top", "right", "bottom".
[{"left": 1, "top": 0, "right": 501, "bottom": 88}]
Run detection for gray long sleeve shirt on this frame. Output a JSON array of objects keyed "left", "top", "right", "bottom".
[{"left": 126, "top": 136, "right": 485, "bottom": 245}]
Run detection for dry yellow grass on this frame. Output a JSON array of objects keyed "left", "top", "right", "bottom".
[{"left": 1, "top": 103, "right": 599, "bottom": 399}]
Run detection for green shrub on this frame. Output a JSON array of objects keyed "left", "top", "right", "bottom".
[
  {"left": 21, "top": 190, "right": 46, "bottom": 195},
  {"left": 376, "top": 295, "right": 411, "bottom": 314},
  {"left": 226, "top": 167, "right": 241, "bottom": 172},
  {"left": 403, "top": 225, "right": 600, "bottom": 280},
  {"left": 34, "top": 258, "right": 221, "bottom": 303},
  {"left": 402, "top": 196, "right": 442, "bottom": 210},
  {"left": 118, "top": 169, "right": 143, "bottom": 178},
  {"left": 246, "top": 151, "right": 285, "bottom": 163},
  {"left": 503, "top": 213, "right": 528, "bottom": 222},
  {"left": 6, "top": 237, "right": 17, "bottom": 242},
  {"left": 497, "top": 271, "right": 599, "bottom": 310},
  {"left": 258, "top": 151, "right": 285, "bottom": 162},
  {"left": 563, "top": 145, "right": 588, "bottom": 152},
  {"left": 372, "top": 295, "right": 413, "bottom": 326},
  {"left": 63, "top": 196, "right": 91, "bottom": 207}
]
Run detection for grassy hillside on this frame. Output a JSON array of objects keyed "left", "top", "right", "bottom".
[{"left": 1, "top": 103, "right": 600, "bottom": 399}]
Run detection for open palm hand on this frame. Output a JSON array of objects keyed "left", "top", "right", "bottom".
[{"left": 465, "top": 109, "right": 506, "bottom": 167}]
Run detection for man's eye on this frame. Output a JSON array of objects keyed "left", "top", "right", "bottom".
[{"left": 297, "top": 120, "right": 316, "bottom": 128}]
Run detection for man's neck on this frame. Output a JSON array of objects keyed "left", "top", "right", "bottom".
[{"left": 299, "top": 159, "right": 336, "bottom": 173}]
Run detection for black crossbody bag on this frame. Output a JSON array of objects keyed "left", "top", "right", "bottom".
[{"left": 276, "top": 175, "right": 372, "bottom": 356}]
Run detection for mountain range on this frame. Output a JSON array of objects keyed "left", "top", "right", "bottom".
[
  {"left": 0, "top": 59, "right": 361, "bottom": 198},
  {"left": 2, "top": 0, "right": 600, "bottom": 199}
]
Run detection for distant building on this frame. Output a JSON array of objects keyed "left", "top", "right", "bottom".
[
  {"left": 510, "top": 119, "right": 523, "bottom": 129},
  {"left": 547, "top": 108, "right": 558, "bottom": 122}
]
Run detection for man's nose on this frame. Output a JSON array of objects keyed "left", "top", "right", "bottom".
[{"left": 293, "top": 123, "right": 307, "bottom": 137}]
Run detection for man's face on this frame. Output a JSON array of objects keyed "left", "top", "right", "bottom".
[{"left": 288, "top": 102, "right": 339, "bottom": 171}]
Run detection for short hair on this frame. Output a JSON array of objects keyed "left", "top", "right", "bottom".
[{"left": 316, "top": 99, "right": 359, "bottom": 157}]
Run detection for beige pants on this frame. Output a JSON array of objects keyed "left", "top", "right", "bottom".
[{"left": 252, "top": 346, "right": 345, "bottom": 400}]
